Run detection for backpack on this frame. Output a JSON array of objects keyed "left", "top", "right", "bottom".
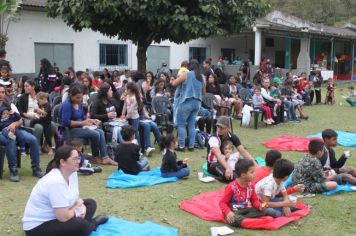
[{"left": 195, "top": 130, "right": 211, "bottom": 148}]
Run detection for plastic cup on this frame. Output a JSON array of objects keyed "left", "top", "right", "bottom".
[
  {"left": 198, "top": 172, "right": 204, "bottom": 179},
  {"left": 344, "top": 150, "right": 351, "bottom": 158}
]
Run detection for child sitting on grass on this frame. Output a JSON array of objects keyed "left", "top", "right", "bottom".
[
  {"left": 222, "top": 140, "right": 240, "bottom": 171},
  {"left": 114, "top": 125, "right": 149, "bottom": 175},
  {"left": 159, "top": 134, "right": 190, "bottom": 179},
  {"left": 219, "top": 159, "right": 267, "bottom": 227},
  {"left": 292, "top": 140, "right": 338, "bottom": 193},
  {"left": 71, "top": 138, "right": 102, "bottom": 175},
  {"left": 255, "top": 159, "right": 297, "bottom": 217}
]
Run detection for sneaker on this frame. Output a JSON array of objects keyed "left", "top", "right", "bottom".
[
  {"left": 20, "top": 151, "right": 27, "bottom": 157},
  {"left": 78, "top": 167, "right": 94, "bottom": 175},
  {"left": 32, "top": 167, "right": 44, "bottom": 178},
  {"left": 9, "top": 168, "right": 19, "bottom": 182},
  {"left": 93, "top": 166, "right": 103, "bottom": 173},
  {"left": 145, "top": 147, "right": 155, "bottom": 157},
  {"left": 291, "top": 119, "right": 301, "bottom": 123}
]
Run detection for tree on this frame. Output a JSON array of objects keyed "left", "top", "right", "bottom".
[
  {"left": 0, "top": 0, "right": 22, "bottom": 48},
  {"left": 47, "top": 0, "right": 268, "bottom": 73}
]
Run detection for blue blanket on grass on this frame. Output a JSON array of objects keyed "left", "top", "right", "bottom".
[
  {"left": 106, "top": 167, "right": 178, "bottom": 189},
  {"left": 91, "top": 217, "right": 179, "bottom": 236},
  {"left": 322, "top": 183, "right": 356, "bottom": 196},
  {"left": 307, "top": 131, "right": 356, "bottom": 147}
]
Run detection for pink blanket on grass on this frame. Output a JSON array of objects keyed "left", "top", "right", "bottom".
[
  {"left": 261, "top": 135, "right": 322, "bottom": 152},
  {"left": 179, "top": 189, "right": 311, "bottom": 230}
]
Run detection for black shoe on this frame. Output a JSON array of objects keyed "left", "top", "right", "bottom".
[
  {"left": 90, "top": 215, "right": 109, "bottom": 231},
  {"left": 9, "top": 168, "right": 19, "bottom": 182},
  {"left": 94, "top": 215, "right": 109, "bottom": 226},
  {"left": 32, "top": 167, "right": 44, "bottom": 178},
  {"left": 188, "top": 147, "right": 194, "bottom": 152},
  {"left": 175, "top": 147, "right": 185, "bottom": 152}
]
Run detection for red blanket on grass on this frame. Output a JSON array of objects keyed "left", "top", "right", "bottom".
[
  {"left": 179, "top": 189, "right": 311, "bottom": 230},
  {"left": 261, "top": 135, "right": 321, "bottom": 152}
]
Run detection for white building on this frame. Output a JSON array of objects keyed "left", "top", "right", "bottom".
[{"left": 7, "top": 1, "right": 356, "bottom": 80}]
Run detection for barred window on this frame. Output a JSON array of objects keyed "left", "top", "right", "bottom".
[
  {"left": 189, "top": 47, "right": 207, "bottom": 64},
  {"left": 99, "top": 44, "right": 128, "bottom": 66}
]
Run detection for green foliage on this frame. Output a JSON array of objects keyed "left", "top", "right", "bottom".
[
  {"left": 0, "top": 0, "right": 22, "bottom": 48},
  {"left": 47, "top": 0, "right": 268, "bottom": 45},
  {"left": 269, "top": 0, "right": 356, "bottom": 26}
]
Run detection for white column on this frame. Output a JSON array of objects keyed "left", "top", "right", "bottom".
[
  {"left": 297, "top": 37, "right": 311, "bottom": 75},
  {"left": 254, "top": 27, "right": 262, "bottom": 66}
]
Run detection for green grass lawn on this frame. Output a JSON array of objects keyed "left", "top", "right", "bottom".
[{"left": 1, "top": 83, "right": 356, "bottom": 236}]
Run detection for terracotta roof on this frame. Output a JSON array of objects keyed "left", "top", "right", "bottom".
[{"left": 22, "top": 0, "right": 46, "bottom": 7}]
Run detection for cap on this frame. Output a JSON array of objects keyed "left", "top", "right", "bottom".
[{"left": 216, "top": 116, "right": 231, "bottom": 129}]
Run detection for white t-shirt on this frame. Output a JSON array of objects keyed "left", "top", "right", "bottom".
[
  {"left": 207, "top": 137, "right": 220, "bottom": 163},
  {"left": 22, "top": 168, "right": 79, "bottom": 231},
  {"left": 226, "top": 152, "right": 240, "bottom": 170},
  {"left": 28, "top": 96, "right": 38, "bottom": 113},
  {"left": 255, "top": 174, "right": 286, "bottom": 201}
]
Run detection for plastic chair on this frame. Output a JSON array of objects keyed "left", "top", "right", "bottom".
[{"left": 151, "top": 96, "right": 174, "bottom": 134}]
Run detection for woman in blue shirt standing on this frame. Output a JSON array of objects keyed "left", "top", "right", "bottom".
[
  {"left": 60, "top": 83, "right": 117, "bottom": 165},
  {"left": 171, "top": 59, "right": 205, "bottom": 151}
]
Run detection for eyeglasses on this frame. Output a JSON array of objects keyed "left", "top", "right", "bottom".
[{"left": 70, "top": 156, "right": 81, "bottom": 163}]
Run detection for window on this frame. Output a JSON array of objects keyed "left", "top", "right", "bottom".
[
  {"left": 99, "top": 44, "right": 128, "bottom": 66},
  {"left": 189, "top": 47, "right": 207, "bottom": 64}
]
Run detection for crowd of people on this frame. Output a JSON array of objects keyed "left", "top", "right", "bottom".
[{"left": 0, "top": 48, "right": 354, "bottom": 234}]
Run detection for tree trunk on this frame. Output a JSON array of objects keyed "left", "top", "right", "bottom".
[{"left": 136, "top": 41, "right": 150, "bottom": 74}]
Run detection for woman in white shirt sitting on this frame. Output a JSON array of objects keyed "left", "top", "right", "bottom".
[{"left": 22, "top": 145, "right": 108, "bottom": 236}]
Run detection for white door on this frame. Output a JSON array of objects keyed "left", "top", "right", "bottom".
[
  {"left": 146, "top": 46, "right": 170, "bottom": 75},
  {"left": 34, "top": 43, "right": 73, "bottom": 74}
]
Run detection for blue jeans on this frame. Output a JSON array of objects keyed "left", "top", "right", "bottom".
[
  {"left": 0, "top": 133, "right": 17, "bottom": 169},
  {"left": 16, "top": 129, "right": 41, "bottom": 169},
  {"left": 177, "top": 98, "right": 201, "bottom": 148},
  {"left": 139, "top": 120, "right": 160, "bottom": 150},
  {"left": 69, "top": 128, "right": 108, "bottom": 158},
  {"left": 161, "top": 167, "right": 190, "bottom": 179},
  {"left": 137, "top": 157, "right": 149, "bottom": 171},
  {"left": 283, "top": 100, "right": 297, "bottom": 120},
  {"left": 128, "top": 118, "right": 140, "bottom": 141},
  {"left": 264, "top": 197, "right": 298, "bottom": 218},
  {"left": 115, "top": 127, "right": 124, "bottom": 143}
]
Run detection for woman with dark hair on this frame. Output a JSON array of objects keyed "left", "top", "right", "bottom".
[
  {"left": 60, "top": 83, "right": 117, "bottom": 165},
  {"left": 17, "top": 79, "right": 56, "bottom": 152},
  {"left": 38, "top": 58, "right": 59, "bottom": 93},
  {"left": 240, "top": 60, "right": 250, "bottom": 86},
  {"left": 90, "top": 83, "right": 125, "bottom": 143},
  {"left": 101, "top": 68, "right": 111, "bottom": 81},
  {"left": 213, "top": 67, "right": 226, "bottom": 84},
  {"left": 23, "top": 145, "right": 108, "bottom": 236},
  {"left": 170, "top": 59, "right": 205, "bottom": 151},
  {"left": 90, "top": 83, "right": 119, "bottom": 122},
  {"left": 145, "top": 71, "right": 155, "bottom": 86}
]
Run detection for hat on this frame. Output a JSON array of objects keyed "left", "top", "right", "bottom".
[{"left": 216, "top": 116, "right": 231, "bottom": 129}]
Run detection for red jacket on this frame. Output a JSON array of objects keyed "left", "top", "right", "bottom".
[{"left": 219, "top": 180, "right": 260, "bottom": 215}]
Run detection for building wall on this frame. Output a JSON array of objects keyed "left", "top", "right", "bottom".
[
  {"left": 6, "top": 10, "right": 134, "bottom": 74},
  {"left": 6, "top": 9, "right": 290, "bottom": 75}
]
